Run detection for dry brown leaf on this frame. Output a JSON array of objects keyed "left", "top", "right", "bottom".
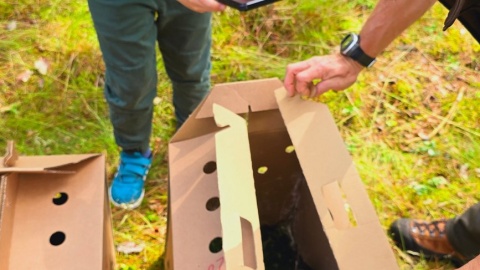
[
  {"left": 6, "top": 21, "right": 17, "bottom": 31},
  {"left": 459, "top": 164, "right": 469, "bottom": 180},
  {"left": 17, "top": 70, "right": 33, "bottom": 82},
  {"left": 116, "top": 241, "right": 145, "bottom": 255},
  {"left": 34, "top": 58, "right": 49, "bottom": 75}
]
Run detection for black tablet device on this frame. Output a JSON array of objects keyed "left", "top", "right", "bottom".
[{"left": 217, "top": 0, "right": 280, "bottom": 11}]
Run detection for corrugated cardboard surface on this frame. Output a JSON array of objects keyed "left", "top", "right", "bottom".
[
  {"left": 213, "top": 104, "right": 264, "bottom": 269},
  {"left": 166, "top": 78, "right": 399, "bottom": 269},
  {"left": 0, "top": 154, "right": 115, "bottom": 270},
  {"left": 275, "top": 89, "right": 399, "bottom": 269}
]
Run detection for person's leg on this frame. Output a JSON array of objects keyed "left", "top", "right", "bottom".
[
  {"left": 157, "top": 0, "right": 212, "bottom": 129},
  {"left": 446, "top": 203, "right": 480, "bottom": 260},
  {"left": 88, "top": 0, "right": 158, "bottom": 208},
  {"left": 88, "top": 0, "right": 158, "bottom": 153},
  {"left": 389, "top": 203, "right": 480, "bottom": 266}
]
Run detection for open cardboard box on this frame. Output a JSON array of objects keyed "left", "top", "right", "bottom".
[
  {"left": 165, "top": 78, "right": 399, "bottom": 269},
  {"left": 0, "top": 143, "right": 115, "bottom": 270}
]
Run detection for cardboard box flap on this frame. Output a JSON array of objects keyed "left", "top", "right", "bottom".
[
  {"left": 0, "top": 154, "right": 100, "bottom": 174},
  {"left": 275, "top": 89, "right": 398, "bottom": 269},
  {"left": 275, "top": 89, "right": 378, "bottom": 224},
  {"left": 197, "top": 78, "right": 283, "bottom": 119},
  {"left": 171, "top": 78, "right": 283, "bottom": 144},
  {"left": 213, "top": 104, "right": 264, "bottom": 269}
]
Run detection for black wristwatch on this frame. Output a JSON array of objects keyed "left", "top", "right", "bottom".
[{"left": 340, "top": 33, "right": 376, "bottom": 68}]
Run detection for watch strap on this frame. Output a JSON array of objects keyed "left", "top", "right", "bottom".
[{"left": 350, "top": 43, "right": 376, "bottom": 68}]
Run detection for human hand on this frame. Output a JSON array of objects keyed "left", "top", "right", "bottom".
[
  {"left": 284, "top": 53, "right": 364, "bottom": 97},
  {"left": 177, "top": 0, "right": 226, "bottom": 12},
  {"left": 456, "top": 254, "right": 480, "bottom": 270}
]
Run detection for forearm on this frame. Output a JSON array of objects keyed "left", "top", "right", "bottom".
[{"left": 360, "top": 0, "right": 437, "bottom": 57}]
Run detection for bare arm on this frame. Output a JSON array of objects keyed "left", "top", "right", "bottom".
[
  {"left": 360, "top": 0, "right": 437, "bottom": 57},
  {"left": 284, "top": 0, "right": 438, "bottom": 97}
]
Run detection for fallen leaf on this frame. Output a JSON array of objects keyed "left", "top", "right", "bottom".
[
  {"left": 38, "top": 77, "right": 44, "bottom": 88},
  {"left": 116, "top": 241, "right": 145, "bottom": 255},
  {"left": 149, "top": 201, "right": 166, "bottom": 215},
  {"left": 0, "top": 104, "right": 14, "bottom": 113},
  {"left": 153, "top": 97, "right": 162, "bottom": 105},
  {"left": 34, "top": 58, "right": 49, "bottom": 75},
  {"left": 417, "top": 131, "right": 430, "bottom": 140},
  {"left": 17, "top": 70, "right": 33, "bottom": 82},
  {"left": 6, "top": 21, "right": 16, "bottom": 31},
  {"left": 459, "top": 164, "right": 469, "bottom": 180}
]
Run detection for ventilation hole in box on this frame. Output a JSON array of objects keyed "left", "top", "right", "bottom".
[
  {"left": 50, "top": 231, "right": 66, "bottom": 246},
  {"left": 203, "top": 161, "right": 217, "bottom": 174},
  {"left": 52, "top": 192, "right": 68, "bottom": 205},
  {"left": 285, "top": 145, "right": 295, "bottom": 154},
  {"left": 206, "top": 197, "right": 220, "bottom": 211},
  {"left": 209, "top": 237, "right": 222, "bottom": 253},
  {"left": 257, "top": 166, "right": 268, "bottom": 174}
]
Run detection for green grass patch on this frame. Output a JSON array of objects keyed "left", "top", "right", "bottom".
[{"left": 1, "top": 1, "right": 479, "bottom": 269}]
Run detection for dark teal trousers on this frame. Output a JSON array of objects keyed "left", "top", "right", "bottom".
[{"left": 88, "top": 0, "right": 212, "bottom": 153}]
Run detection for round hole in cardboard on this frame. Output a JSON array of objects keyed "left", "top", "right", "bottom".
[
  {"left": 206, "top": 197, "right": 220, "bottom": 211},
  {"left": 50, "top": 231, "right": 66, "bottom": 246},
  {"left": 285, "top": 145, "right": 295, "bottom": 154},
  {"left": 209, "top": 237, "right": 222, "bottom": 253},
  {"left": 257, "top": 166, "right": 268, "bottom": 174},
  {"left": 52, "top": 192, "right": 68, "bottom": 205},
  {"left": 203, "top": 161, "right": 217, "bottom": 174}
]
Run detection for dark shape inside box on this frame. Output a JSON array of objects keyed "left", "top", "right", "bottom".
[{"left": 247, "top": 110, "right": 338, "bottom": 270}]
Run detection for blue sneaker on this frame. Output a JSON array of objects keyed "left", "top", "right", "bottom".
[{"left": 109, "top": 150, "right": 152, "bottom": 209}]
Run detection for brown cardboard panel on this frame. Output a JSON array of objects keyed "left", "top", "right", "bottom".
[
  {"left": 171, "top": 78, "right": 283, "bottom": 143},
  {"left": 213, "top": 104, "right": 264, "bottom": 269},
  {"left": 275, "top": 89, "right": 399, "bottom": 270},
  {"left": 166, "top": 78, "right": 399, "bottom": 270},
  {"left": 168, "top": 133, "right": 225, "bottom": 269},
  {"left": 164, "top": 211, "right": 174, "bottom": 270},
  {"left": 103, "top": 180, "right": 116, "bottom": 270},
  {"left": 196, "top": 78, "right": 283, "bottom": 119},
  {"left": 0, "top": 155, "right": 115, "bottom": 270},
  {"left": 0, "top": 154, "right": 99, "bottom": 173},
  {"left": 0, "top": 174, "right": 19, "bottom": 270}
]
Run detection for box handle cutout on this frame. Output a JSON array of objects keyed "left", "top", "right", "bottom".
[
  {"left": 203, "top": 161, "right": 217, "bottom": 174},
  {"left": 240, "top": 217, "right": 257, "bottom": 269},
  {"left": 322, "top": 182, "right": 358, "bottom": 229},
  {"left": 285, "top": 145, "right": 295, "bottom": 154},
  {"left": 206, "top": 197, "right": 220, "bottom": 211},
  {"left": 209, "top": 237, "right": 223, "bottom": 253},
  {"left": 257, "top": 166, "right": 268, "bottom": 174},
  {"left": 50, "top": 231, "right": 66, "bottom": 246},
  {"left": 52, "top": 192, "right": 68, "bottom": 205}
]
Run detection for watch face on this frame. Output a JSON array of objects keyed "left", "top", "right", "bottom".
[{"left": 340, "top": 33, "right": 358, "bottom": 55}]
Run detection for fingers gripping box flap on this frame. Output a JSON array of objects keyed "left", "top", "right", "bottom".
[
  {"left": 166, "top": 78, "right": 399, "bottom": 270},
  {"left": 0, "top": 151, "right": 115, "bottom": 270}
]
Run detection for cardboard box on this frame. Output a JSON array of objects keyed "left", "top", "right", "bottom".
[
  {"left": 0, "top": 143, "right": 116, "bottom": 270},
  {"left": 165, "top": 78, "right": 399, "bottom": 269}
]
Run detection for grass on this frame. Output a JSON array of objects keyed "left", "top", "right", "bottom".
[{"left": 1, "top": 0, "right": 479, "bottom": 269}]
